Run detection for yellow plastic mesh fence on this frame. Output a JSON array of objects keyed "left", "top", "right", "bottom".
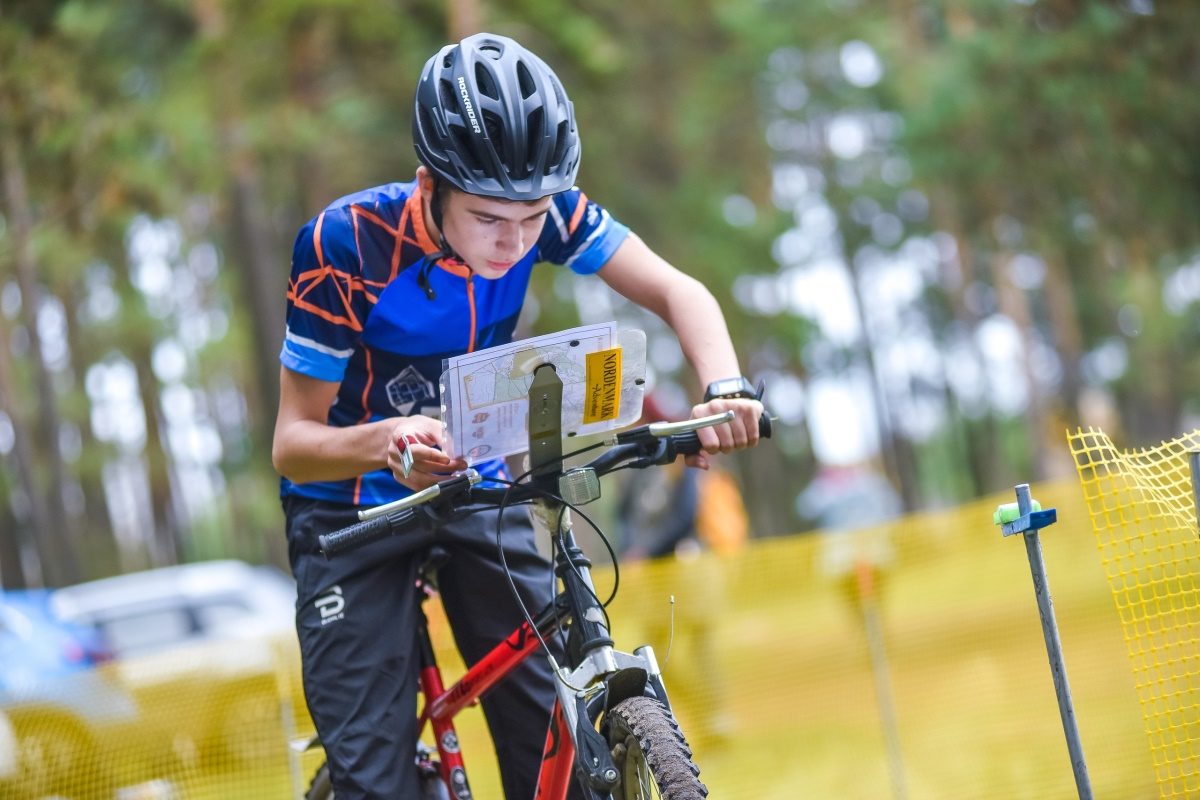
[
  {"left": 1068, "top": 426, "right": 1200, "bottom": 799},
  {"left": 3, "top": 478, "right": 1160, "bottom": 799}
]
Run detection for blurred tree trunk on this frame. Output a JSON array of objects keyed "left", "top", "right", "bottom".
[
  {"left": 192, "top": 0, "right": 281, "bottom": 451},
  {"left": 0, "top": 316, "right": 38, "bottom": 588},
  {"left": 60, "top": 179, "right": 120, "bottom": 570},
  {"left": 845, "top": 252, "right": 919, "bottom": 511},
  {"left": 1123, "top": 236, "right": 1180, "bottom": 443},
  {"left": 227, "top": 166, "right": 284, "bottom": 425},
  {"left": 286, "top": 21, "right": 336, "bottom": 217},
  {"left": 1040, "top": 250, "right": 1084, "bottom": 430},
  {"left": 833, "top": 187, "right": 919, "bottom": 510},
  {"left": 59, "top": 284, "right": 116, "bottom": 563},
  {"left": 0, "top": 103, "right": 80, "bottom": 586},
  {"left": 447, "top": 0, "right": 483, "bottom": 40},
  {"left": 933, "top": 204, "right": 1005, "bottom": 492},
  {"left": 988, "top": 248, "right": 1049, "bottom": 480},
  {"left": 132, "top": 357, "right": 180, "bottom": 566}
]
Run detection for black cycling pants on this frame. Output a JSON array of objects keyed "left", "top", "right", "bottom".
[{"left": 285, "top": 495, "right": 570, "bottom": 800}]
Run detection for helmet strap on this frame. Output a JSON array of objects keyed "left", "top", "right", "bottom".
[{"left": 418, "top": 178, "right": 464, "bottom": 301}]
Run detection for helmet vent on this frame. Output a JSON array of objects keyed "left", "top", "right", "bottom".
[
  {"left": 450, "top": 127, "right": 480, "bottom": 171},
  {"left": 417, "top": 106, "right": 439, "bottom": 141},
  {"left": 525, "top": 106, "right": 544, "bottom": 171},
  {"left": 479, "top": 42, "right": 503, "bottom": 60},
  {"left": 516, "top": 61, "right": 537, "bottom": 99},
  {"left": 439, "top": 79, "right": 459, "bottom": 113},
  {"left": 549, "top": 120, "right": 568, "bottom": 170},
  {"left": 483, "top": 109, "right": 505, "bottom": 148},
  {"left": 475, "top": 63, "right": 499, "bottom": 100}
]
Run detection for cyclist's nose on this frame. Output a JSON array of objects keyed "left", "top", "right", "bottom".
[{"left": 496, "top": 222, "right": 523, "bottom": 259}]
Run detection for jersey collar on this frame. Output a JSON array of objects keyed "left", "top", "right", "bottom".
[{"left": 406, "top": 190, "right": 471, "bottom": 278}]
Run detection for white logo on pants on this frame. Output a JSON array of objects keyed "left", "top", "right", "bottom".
[{"left": 316, "top": 585, "right": 345, "bottom": 625}]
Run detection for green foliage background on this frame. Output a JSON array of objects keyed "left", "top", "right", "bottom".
[{"left": 1, "top": 0, "right": 1198, "bottom": 585}]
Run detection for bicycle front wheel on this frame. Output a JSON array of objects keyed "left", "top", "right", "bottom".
[{"left": 603, "top": 697, "right": 708, "bottom": 799}]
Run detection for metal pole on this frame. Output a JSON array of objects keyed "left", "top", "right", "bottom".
[
  {"left": 855, "top": 560, "right": 908, "bottom": 800},
  {"left": 1013, "top": 484, "right": 1093, "bottom": 800}
]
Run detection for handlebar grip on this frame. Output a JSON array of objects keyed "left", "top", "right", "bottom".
[
  {"left": 759, "top": 413, "right": 773, "bottom": 439},
  {"left": 672, "top": 413, "right": 773, "bottom": 456},
  {"left": 320, "top": 512, "right": 408, "bottom": 558}
]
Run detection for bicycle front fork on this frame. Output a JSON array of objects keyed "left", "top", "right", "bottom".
[{"left": 531, "top": 500, "right": 673, "bottom": 797}]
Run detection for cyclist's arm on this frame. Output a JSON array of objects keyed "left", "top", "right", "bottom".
[
  {"left": 597, "top": 234, "right": 763, "bottom": 462},
  {"left": 271, "top": 367, "right": 461, "bottom": 490},
  {"left": 599, "top": 233, "right": 740, "bottom": 385}
]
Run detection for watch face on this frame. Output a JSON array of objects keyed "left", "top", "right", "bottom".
[{"left": 706, "top": 377, "right": 754, "bottom": 401}]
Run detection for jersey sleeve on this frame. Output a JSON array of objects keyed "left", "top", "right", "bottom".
[
  {"left": 279, "top": 207, "right": 369, "bottom": 383},
  {"left": 537, "top": 188, "right": 630, "bottom": 275}
]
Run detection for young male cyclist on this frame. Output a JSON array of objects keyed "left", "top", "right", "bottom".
[{"left": 272, "top": 32, "right": 763, "bottom": 799}]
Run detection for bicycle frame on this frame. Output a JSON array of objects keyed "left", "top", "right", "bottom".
[
  {"left": 414, "top": 577, "right": 567, "bottom": 799},
  {"left": 413, "top": 504, "right": 671, "bottom": 800},
  {"left": 295, "top": 512, "right": 644, "bottom": 800}
]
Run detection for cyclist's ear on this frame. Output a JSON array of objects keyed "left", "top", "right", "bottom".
[{"left": 416, "top": 165, "right": 436, "bottom": 199}]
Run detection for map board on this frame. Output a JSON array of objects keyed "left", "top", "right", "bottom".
[{"left": 439, "top": 323, "right": 647, "bottom": 463}]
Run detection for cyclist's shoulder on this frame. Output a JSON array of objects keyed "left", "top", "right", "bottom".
[
  {"left": 324, "top": 179, "right": 418, "bottom": 218},
  {"left": 293, "top": 179, "right": 420, "bottom": 260},
  {"left": 541, "top": 186, "right": 621, "bottom": 244},
  {"left": 545, "top": 185, "right": 605, "bottom": 225}
]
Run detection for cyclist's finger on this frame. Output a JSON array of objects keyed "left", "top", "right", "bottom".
[
  {"left": 728, "top": 419, "right": 748, "bottom": 450},
  {"left": 387, "top": 458, "right": 438, "bottom": 490},
  {"left": 696, "top": 424, "right": 721, "bottom": 454},
  {"left": 716, "top": 422, "right": 737, "bottom": 454},
  {"left": 411, "top": 445, "right": 467, "bottom": 473},
  {"left": 685, "top": 451, "right": 710, "bottom": 470},
  {"left": 722, "top": 400, "right": 762, "bottom": 451}
]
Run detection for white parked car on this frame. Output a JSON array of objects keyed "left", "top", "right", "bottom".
[
  {"left": 51, "top": 560, "right": 297, "bottom": 657},
  {"left": 50, "top": 560, "right": 303, "bottom": 771}
]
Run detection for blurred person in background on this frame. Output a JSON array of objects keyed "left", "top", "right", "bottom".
[
  {"left": 798, "top": 462, "right": 901, "bottom": 612},
  {"left": 271, "top": 32, "right": 764, "bottom": 799}
]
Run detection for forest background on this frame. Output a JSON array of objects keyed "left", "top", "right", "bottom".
[{"left": 1, "top": 0, "right": 1197, "bottom": 587}]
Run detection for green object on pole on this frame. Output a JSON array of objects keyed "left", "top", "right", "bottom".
[{"left": 993, "top": 499, "right": 1041, "bottom": 525}]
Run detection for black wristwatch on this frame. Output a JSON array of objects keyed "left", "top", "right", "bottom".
[{"left": 703, "top": 376, "right": 758, "bottom": 403}]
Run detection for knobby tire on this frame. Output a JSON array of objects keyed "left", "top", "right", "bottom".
[
  {"left": 307, "top": 697, "right": 707, "bottom": 800},
  {"left": 603, "top": 696, "right": 708, "bottom": 800}
]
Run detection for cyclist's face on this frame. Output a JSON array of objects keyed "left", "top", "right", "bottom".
[{"left": 440, "top": 191, "right": 551, "bottom": 280}]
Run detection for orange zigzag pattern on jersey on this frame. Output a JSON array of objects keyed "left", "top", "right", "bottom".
[{"left": 288, "top": 198, "right": 424, "bottom": 331}]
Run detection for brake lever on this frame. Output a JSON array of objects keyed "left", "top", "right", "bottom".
[
  {"left": 356, "top": 469, "right": 482, "bottom": 522},
  {"left": 608, "top": 411, "right": 736, "bottom": 448}
]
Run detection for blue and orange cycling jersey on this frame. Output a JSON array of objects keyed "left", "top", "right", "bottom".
[{"left": 279, "top": 177, "right": 630, "bottom": 506}]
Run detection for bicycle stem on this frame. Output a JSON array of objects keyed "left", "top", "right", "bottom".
[{"left": 530, "top": 500, "right": 614, "bottom": 662}]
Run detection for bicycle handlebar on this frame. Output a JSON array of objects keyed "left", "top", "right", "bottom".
[{"left": 319, "top": 410, "right": 773, "bottom": 558}]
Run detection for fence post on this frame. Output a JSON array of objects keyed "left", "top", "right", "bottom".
[{"left": 995, "top": 483, "right": 1093, "bottom": 800}]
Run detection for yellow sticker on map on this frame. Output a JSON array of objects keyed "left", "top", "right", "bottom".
[{"left": 583, "top": 347, "right": 622, "bottom": 424}]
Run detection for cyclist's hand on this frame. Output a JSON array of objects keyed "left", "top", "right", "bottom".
[
  {"left": 386, "top": 417, "right": 468, "bottom": 491},
  {"left": 686, "top": 397, "right": 764, "bottom": 469}
]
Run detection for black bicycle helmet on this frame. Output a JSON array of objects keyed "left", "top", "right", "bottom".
[{"left": 413, "top": 33, "right": 581, "bottom": 201}]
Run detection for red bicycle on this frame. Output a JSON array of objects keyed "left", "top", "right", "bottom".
[{"left": 299, "top": 364, "right": 770, "bottom": 799}]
